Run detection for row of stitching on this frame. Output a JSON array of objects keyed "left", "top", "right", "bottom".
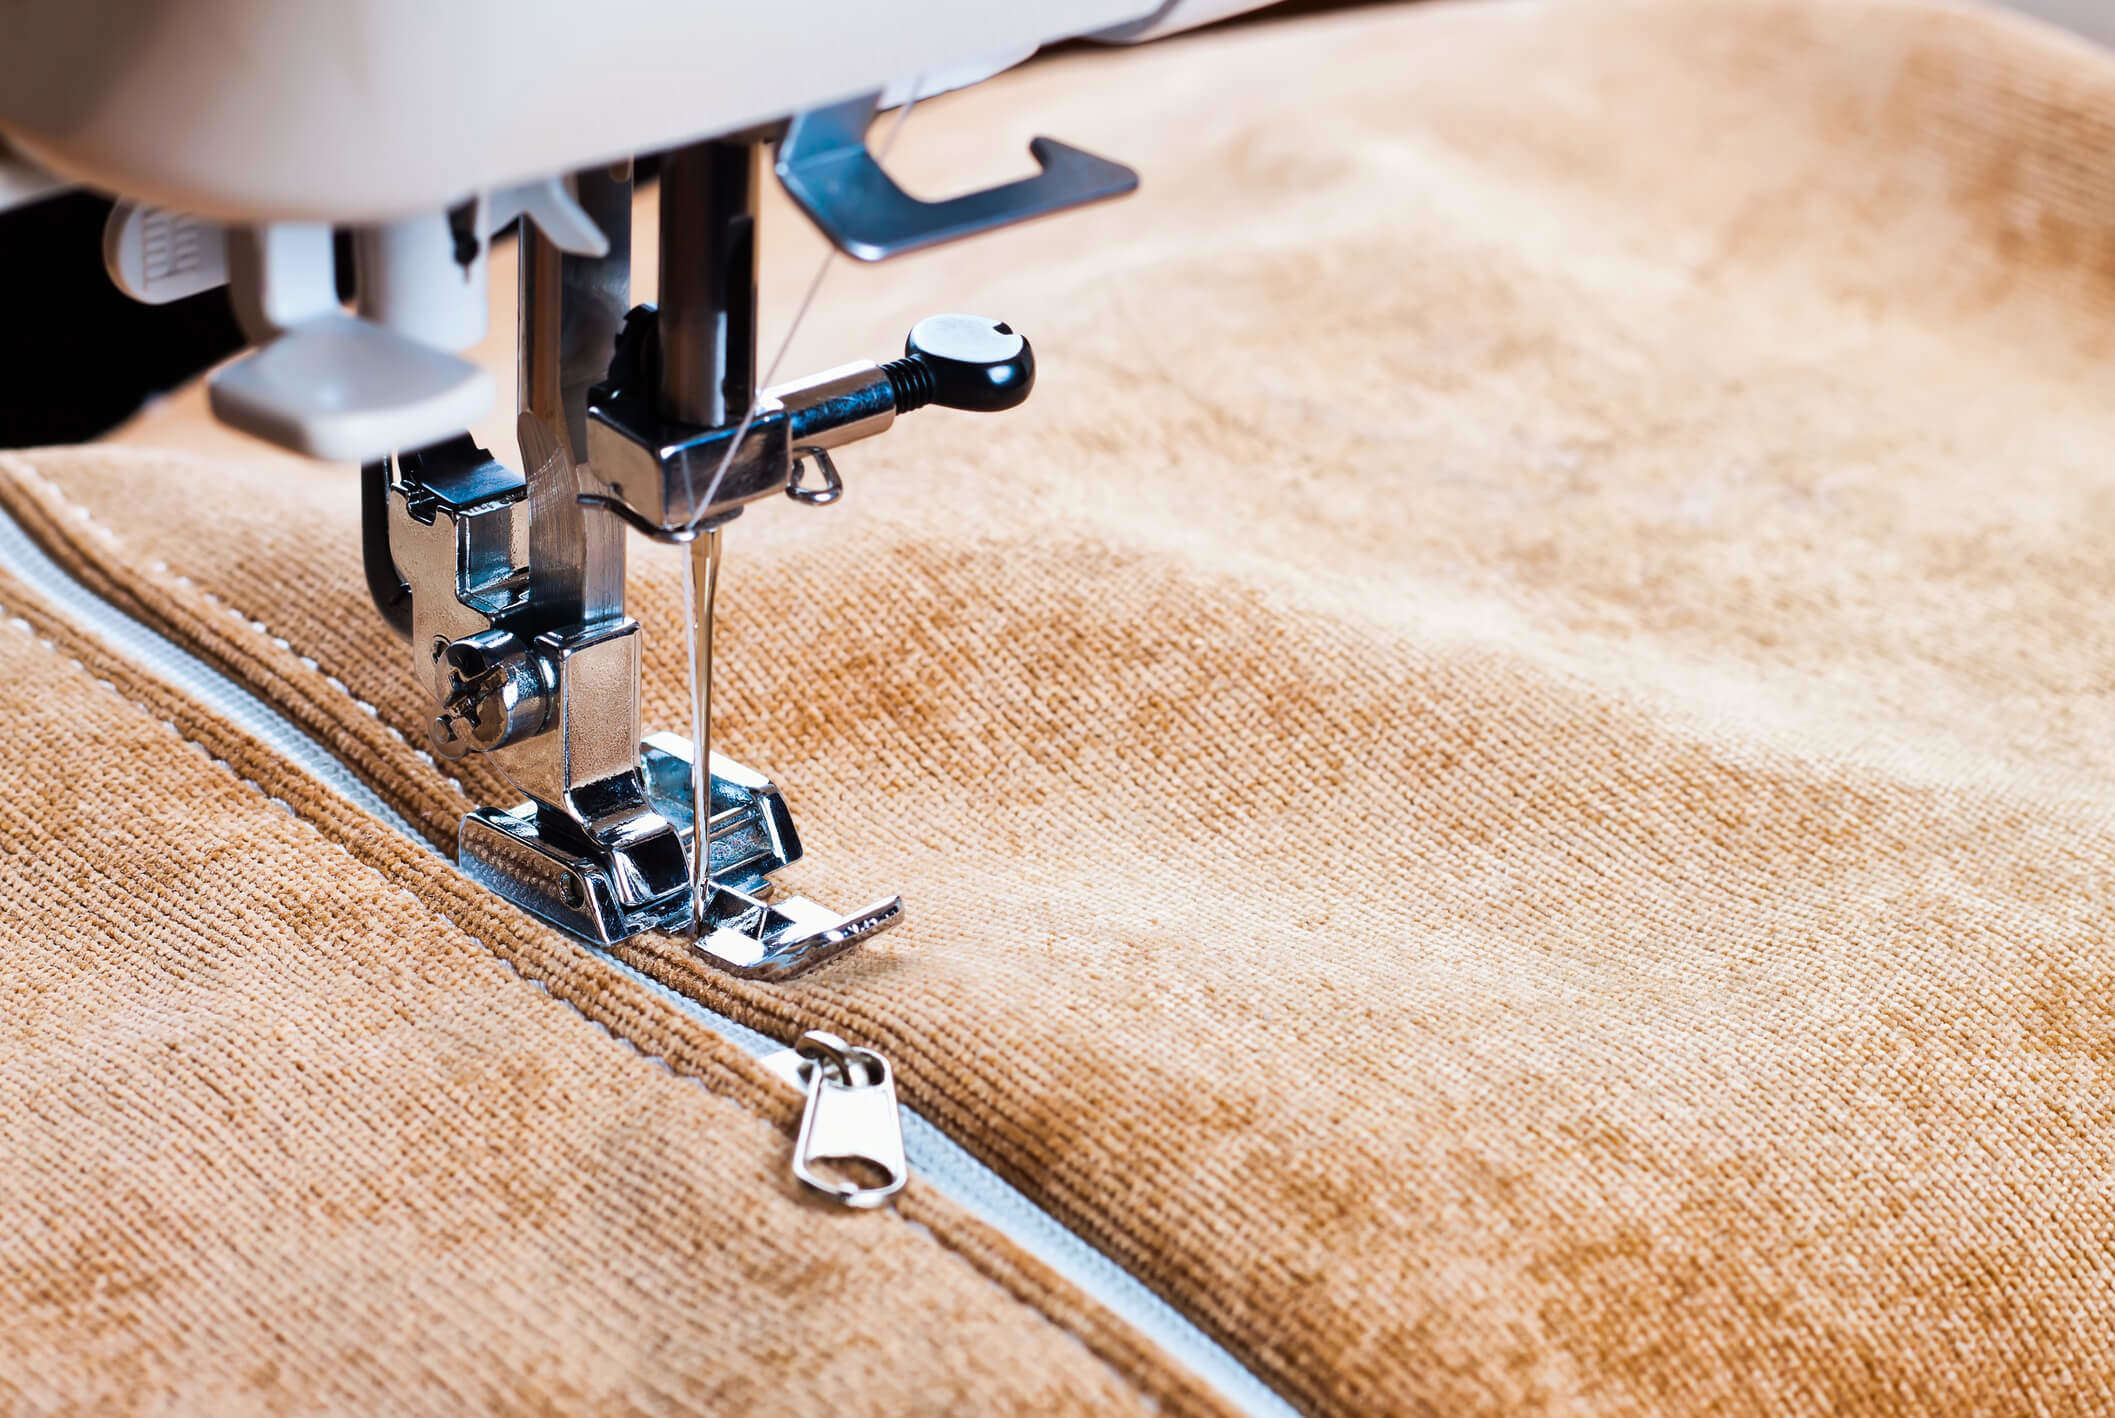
[
  {"left": 149, "top": 556, "right": 462, "bottom": 782},
  {"left": 0, "top": 457, "right": 470, "bottom": 806},
  {"left": 0, "top": 461, "right": 782, "bottom": 1101},
  {"left": 0, "top": 604, "right": 707, "bottom": 1092},
  {"left": 0, "top": 474, "right": 731, "bottom": 1101},
  {"left": 0, "top": 541, "right": 1202, "bottom": 1418}
]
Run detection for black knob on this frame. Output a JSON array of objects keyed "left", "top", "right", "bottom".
[{"left": 883, "top": 315, "right": 1035, "bottom": 414}]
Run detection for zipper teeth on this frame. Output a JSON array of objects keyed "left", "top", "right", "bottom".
[
  {"left": 0, "top": 505, "right": 1297, "bottom": 1418},
  {"left": 608, "top": 960, "right": 1299, "bottom": 1418}
]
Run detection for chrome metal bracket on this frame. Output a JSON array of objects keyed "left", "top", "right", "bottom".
[
  {"left": 775, "top": 92, "right": 1138, "bottom": 262},
  {"left": 460, "top": 733, "right": 901, "bottom": 977},
  {"left": 359, "top": 116, "right": 1131, "bottom": 976}
]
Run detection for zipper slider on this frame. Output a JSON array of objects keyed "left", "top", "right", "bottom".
[{"left": 761, "top": 1030, "right": 907, "bottom": 1209}]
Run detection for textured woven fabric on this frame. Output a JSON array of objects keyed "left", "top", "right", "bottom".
[
  {"left": 0, "top": 562, "right": 1220, "bottom": 1416},
  {"left": 8, "top": 0, "right": 2115, "bottom": 1413}
]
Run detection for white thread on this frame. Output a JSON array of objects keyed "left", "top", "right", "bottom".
[
  {"left": 680, "top": 82, "right": 926, "bottom": 530},
  {"left": 669, "top": 86, "right": 932, "bottom": 938}
]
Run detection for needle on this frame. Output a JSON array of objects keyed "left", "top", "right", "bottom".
[
  {"left": 679, "top": 82, "right": 922, "bottom": 938},
  {"left": 686, "top": 523, "right": 724, "bottom": 937}
]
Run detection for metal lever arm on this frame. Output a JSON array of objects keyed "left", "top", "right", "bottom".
[
  {"left": 775, "top": 92, "right": 1137, "bottom": 262},
  {"left": 584, "top": 311, "right": 1036, "bottom": 536}
]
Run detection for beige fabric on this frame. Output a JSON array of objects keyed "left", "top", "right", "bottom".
[
  {"left": 12, "top": 0, "right": 2115, "bottom": 1412},
  {"left": 0, "top": 565, "right": 1227, "bottom": 1415}
]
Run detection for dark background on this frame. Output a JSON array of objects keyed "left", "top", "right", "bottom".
[{"left": 0, "top": 192, "right": 247, "bottom": 447}]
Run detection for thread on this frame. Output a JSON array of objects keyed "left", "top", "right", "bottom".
[{"left": 673, "top": 81, "right": 929, "bottom": 938}]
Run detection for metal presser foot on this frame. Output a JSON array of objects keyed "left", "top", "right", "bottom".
[
  {"left": 460, "top": 734, "right": 902, "bottom": 977},
  {"left": 360, "top": 109, "right": 1133, "bottom": 978}
]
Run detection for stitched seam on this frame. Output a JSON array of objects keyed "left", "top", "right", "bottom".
[
  {"left": 6, "top": 460, "right": 468, "bottom": 802},
  {"left": 0, "top": 603, "right": 707, "bottom": 1087},
  {"left": 0, "top": 462, "right": 755, "bottom": 1115},
  {"left": 0, "top": 460, "right": 1205, "bottom": 1410},
  {"left": 0, "top": 584, "right": 1172, "bottom": 1408}
]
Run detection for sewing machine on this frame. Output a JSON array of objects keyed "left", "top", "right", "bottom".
[{"left": 0, "top": 0, "right": 1272, "bottom": 976}]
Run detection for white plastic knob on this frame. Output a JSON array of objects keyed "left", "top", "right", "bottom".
[{"left": 102, "top": 202, "right": 229, "bottom": 305}]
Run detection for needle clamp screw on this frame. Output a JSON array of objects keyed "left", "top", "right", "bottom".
[{"left": 883, "top": 315, "right": 1035, "bottom": 414}]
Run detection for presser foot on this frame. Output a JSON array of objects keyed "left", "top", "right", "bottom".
[{"left": 457, "top": 732, "right": 901, "bottom": 978}]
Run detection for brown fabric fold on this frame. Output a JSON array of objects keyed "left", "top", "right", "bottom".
[{"left": 12, "top": 0, "right": 2115, "bottom": 1412}]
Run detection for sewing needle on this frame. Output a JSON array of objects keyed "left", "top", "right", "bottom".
[{"left": 687, "top": 524, "right": 723, "bottom": 938}]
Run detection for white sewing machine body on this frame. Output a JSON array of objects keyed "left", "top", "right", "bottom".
[{"left": 0, "top": 0, "right": 1254, "bottom": 222}]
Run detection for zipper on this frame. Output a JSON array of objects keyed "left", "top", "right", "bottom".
[
  {"left": 0, "top": 503, "right": 1298, "bottom": 1418},
  {"left": 762, "top": 1030, "right": 910, "bottom": 1210}
]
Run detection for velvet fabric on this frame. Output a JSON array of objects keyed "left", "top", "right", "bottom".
[{"left": 7, "top": 1, "right": 2115, "bottom": 1411}]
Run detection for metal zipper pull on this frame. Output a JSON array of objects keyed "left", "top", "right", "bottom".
[{"left": 761, "top": 1030, "right": 907, "bottom": 1209}]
